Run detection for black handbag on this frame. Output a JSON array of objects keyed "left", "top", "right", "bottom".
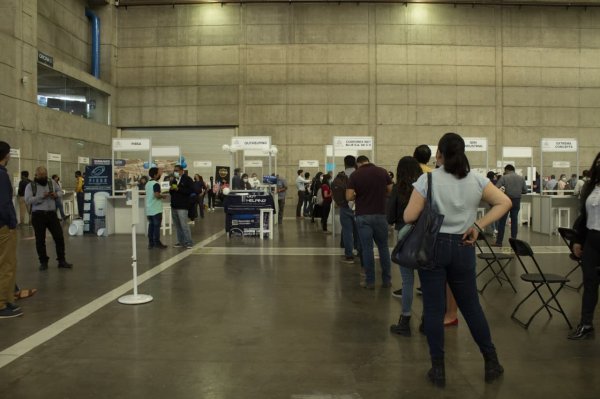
[{"left": 391, "top": 172, "right": 445, "bottom": 270}]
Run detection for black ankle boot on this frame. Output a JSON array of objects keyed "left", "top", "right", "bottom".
[
  {"left": 483, "top": 351, "right": 504, "bottom": 383},
  {"left": 568, "top": 323, "right": 594, "bottom": 340},
  {"left": 427, "top": 358, "right": 445, "bottom": 388},
  {"left": 390, "top": 315, "right": 411, "bottom": 337}
]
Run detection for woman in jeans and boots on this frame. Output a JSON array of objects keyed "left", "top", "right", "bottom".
[
  {"left": 390, "top": 157, "right": 423, "bottom": 337},
  {"left": 569, "top": 151, "right": 600, "bottom": 340},
  {"left": 404, "top": 133, "right": 511, "bottom": 387}
]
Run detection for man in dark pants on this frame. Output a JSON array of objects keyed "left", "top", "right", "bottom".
[
  {"left": 25, "top": 166, "right": 73, "bottom": 271},
  {"left": 494, "top": 164, "right": 527, "bottom": 247}
]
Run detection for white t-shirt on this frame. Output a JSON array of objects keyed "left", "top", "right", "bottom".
[{"left": 413, "top": 168, "right": 489, "bottom": 234}]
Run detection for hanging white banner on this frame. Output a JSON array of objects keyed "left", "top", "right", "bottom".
[
  {"left": 464, "top": 137, "right": 488, "bottom": 152},
  {"left": 503, "top": 147, "right": 532, "bottom": 158},
  {"left": 113, "top": 138, "right": 151, "bottom": 151},
  {"left": 193, "top": 161, "right": 212, "bottom": 168},
  {"left": 326, "top": 145, "right": 358, "bottom": 158},
  {"left": 151, "top": 146, "right": 180, "bottom": 158},
  {"left": 244, "top": 149, "right": 270, "bottom": 156},
  {"left": 333, "top": 136, "right": 373, "bottom": 151},
  {"left": 299, "top": 160, "right": 319, "bottom": 168},
  {"left": 552, "top": 161, "right": 571, "bottom": 168},
  {"left": 541, "top": 138, "right": 578, "bottom": 153},
  {"left": 47, "top": 153, "right": 62, "bottom": 162},
  {"left": 78, "top": 156, "right": 90, "bottom": 165},
  {"left": 244, "top": 160, "right": 263, "bottom": 168},
  {"left": 10, "top": 148, "right": 20, "bottom": 158},
  {"left": 231, "top": 136, "right": 271, "bottom": 151}
]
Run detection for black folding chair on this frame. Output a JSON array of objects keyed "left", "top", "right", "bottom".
[
  {"left": 557, "top": 227, "right": 584, "bottom": 291},
  {"left": 509, "top": 238, "right": 572, "bottom": 329},
  {"left": 475, "top": 232, "right": 517, "bottom": 294}
]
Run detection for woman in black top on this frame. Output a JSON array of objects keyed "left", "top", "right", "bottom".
[{"left": 569, "top": 151, "right": 600, "bottom": 340}]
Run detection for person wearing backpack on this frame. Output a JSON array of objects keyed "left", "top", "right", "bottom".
[
  {"left": 335, "top": 155, "right": 359, "bottom": 263},
  {"left": 310, "top": 172, "right": 323, "bottom": 222},
  {"left": 25, "top": 166, "right": 73, "bottom": 271}
]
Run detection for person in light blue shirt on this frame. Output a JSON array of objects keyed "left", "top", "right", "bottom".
[
  {"left": 404, "top": 132, "right": 511, "bottom": 387},
  {"left": 146, "top": 167, "right": 167, "bottom": 250}
]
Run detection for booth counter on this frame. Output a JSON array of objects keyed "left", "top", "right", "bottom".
[
  {"left": 525, "top": 194, "right": 580, "bottom": 235},
  {"left": 223, "top": 190, "right": 275, "bottom": 237},
  {"left": 105, "top": 195, "right": 170, "bottom": 235}
]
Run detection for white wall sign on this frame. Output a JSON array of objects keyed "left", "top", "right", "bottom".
[
  {"left": 299, "top": 160, "right": 319, "bottom": 168},
  {"left": 333, "top": 136, "right": 373, "bottom": 151},
  {"left": 503, "top": 147, "right": 532, "bottom": 158},
  {"left": 113, "top": 138, "right": 151, "bottom": 151},
  {"left": 541, "top": 138, "right": 578, "bottom": 153},
  {"left": 326, "top": 145, "right": 358, "bottom": 158},
  {"left": 78, "top": 156, "right": 90, "bottom": 165},
  {"left": 244, "top": 160, "right": 263, "bottom": 168},
  {"left": 231, "top": 136, "right": 271, "bottom": 151},
  {"left": 464, "top": 137, "right": 488, "bottom": 152},
  {"left": 10, "top": 149, "right": 20, "bottom": 158},
  {"left": 552, "top": 161, "right": 571, "bottom": 168},
  {"left": 244, "top": 149, "right": 270, "bottom": 156},
  {"left": 193, "top": 161, "right": 212, "bottom": 168},
  {"left": 47, "top": 153, "right": 62, "bottom": 162},
  {"left": 151, "top": 146, "right": 180, "bottom": 157}
]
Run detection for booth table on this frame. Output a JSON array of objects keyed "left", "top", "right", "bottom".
[{"left": 105, "top": 196, "right": 171, "bottom": 235}]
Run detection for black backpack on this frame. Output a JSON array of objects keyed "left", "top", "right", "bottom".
[
  {"left": 31, "top": 179, "right": 54, "bottom": 196},
  {"left": 331, "top": 171, "right": 349, "bottom": 207}
]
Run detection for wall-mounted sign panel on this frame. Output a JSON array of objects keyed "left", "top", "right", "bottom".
[
  {"left": 10, "top": 149, "right": 20, "bottom": 158},
  {"left": 193, "top": 161, "right": 212, "bottom": 168},
  {"left": 326, "top": 145, "right": 358, "bottom": 158},
  {"left": 299, "top": 160, "right": 319, "bottom": 168},
  {"left": 541, "top": 138, "right": 578, "bottom": 153},
  {"left": 333, "top": 136, "right": 373, "bottom": 151},
  {"left": 78, "top": 156, "right": 90, "bottom": 165},
  {"left": 38, "top": 51, "right": 54, "bottom": 68},
  {"left": 231, "top": 136, "right": 271, "bottom": 151},
  {"left": 47, "top": 153, "right": 62, "bottom": 162},
  {"left": 113, "top": 138, "right": 151, "bottom": 152},
  {"left": 244, "top": 160, "right": 263, "bottom": 168},
  {"left": 464, "top": 137, "right": 488, "bottom": 152}
]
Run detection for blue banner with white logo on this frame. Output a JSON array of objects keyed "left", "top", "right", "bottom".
[{"left": 84, "top": 159, "right": 113, "bottom": 234}]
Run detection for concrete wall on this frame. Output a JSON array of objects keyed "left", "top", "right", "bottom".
[
  {"left": 116, "top": 3, "right": 600, "bottom": 190},
  {"left": 0, "top": 0, "right": 117, "bottom": 189}
]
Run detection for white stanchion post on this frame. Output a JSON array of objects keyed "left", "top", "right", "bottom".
[{"left": 118, "top": 187, "right": 153, "bottom": 305}]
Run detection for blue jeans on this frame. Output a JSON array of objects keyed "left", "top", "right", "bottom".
[
  {"left": 496, "top": 197, "right": 520, "bottom": 245},
  {"left": 418, "top": 233, "right": 496, "bottom": 359},
  {"left": 340, "top": 206, "right": 356, "bottom": 258},
  {"left": 147, "top": 213, "right": 162, "bottom": 247},
  {"left": 55, "top": 198, "right": 66, "bottom": 219},
  {"left": 356, "top": 214, "right": 391, "bottom": 285},
  {"left": 396, "top": 224, "right": 415, "bottom": 315},
  {"left": 172, "top": 208, "right": 193, "bottom": 247}
]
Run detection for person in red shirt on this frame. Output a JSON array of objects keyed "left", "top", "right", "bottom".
[{"left": 320, "top": 174, "right": 333, "bottom": 233}]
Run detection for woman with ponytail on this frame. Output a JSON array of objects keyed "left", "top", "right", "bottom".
[{"left": 404, "top": 133, "right": 511, "bottom": 388}]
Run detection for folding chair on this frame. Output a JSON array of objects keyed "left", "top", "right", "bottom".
[
  {"left": 509, "top": 238, "right": 572, "bottom": 329},
  {"left": 557, "top": 227, "right": 584, "bottom": 291},
  {"left": 475, "top": 232, "right": 517, "bottom": 294}
]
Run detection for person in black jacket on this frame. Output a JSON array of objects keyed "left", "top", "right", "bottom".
[
  {"left": 169, "top": 165, "right": 194, "bottom": 249},
  {"left": 17, "top": 171, "right": 31, "bottom": 225},
  {"left": 0, "top": 141, "right": 21, "bottom": 318},
  {"left": 569, "top": 151, "right": 600, "bottom": 340}
]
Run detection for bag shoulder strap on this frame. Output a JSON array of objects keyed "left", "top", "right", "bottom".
[{"left": 427, "top": 172, "right": 433, "bottom": 205}]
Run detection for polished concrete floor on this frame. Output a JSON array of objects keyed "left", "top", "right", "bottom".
[{"left": 1, "top": 211, "right": 599, "bottom": 398}]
